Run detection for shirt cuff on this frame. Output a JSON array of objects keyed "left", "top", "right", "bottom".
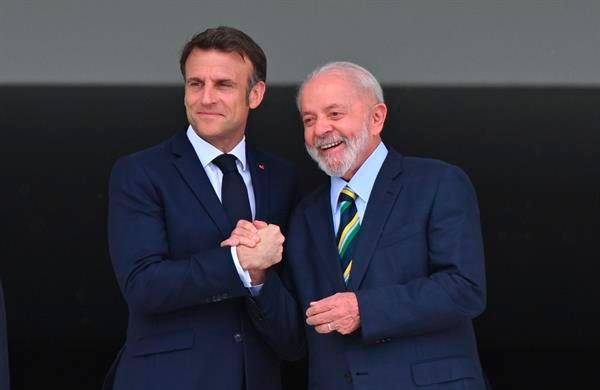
[{"left": 231, "top": 246, "right": 253, "bottom": 287}]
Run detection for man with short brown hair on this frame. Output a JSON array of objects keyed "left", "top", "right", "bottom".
[{"left": 104, "top": 26, "right": 298, "bottom": 390}]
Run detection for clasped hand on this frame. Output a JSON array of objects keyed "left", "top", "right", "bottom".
[
  {"left": 221, "top": 220, "right": 284, "bottom": 284},
  {"left": 221, "top": 221, "right": 361, "bottom": 334}
]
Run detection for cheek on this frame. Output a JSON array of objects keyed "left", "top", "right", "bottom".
[
  {"left": 184, "top": 92, "right": 195, "bottom": 108},
  {"left": 303, "top": 129, "right": 314, "bottom": 146}
]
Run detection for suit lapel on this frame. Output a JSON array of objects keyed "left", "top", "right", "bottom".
[
  {"left": 305, "top": 185, "right": 347, "bottom": 292},
  {"left": 348, "top": 149, "right": 405, "bottom": 291},
  {"left": 170, "top": 132, "right": 231, "bottom": 237},
  {"left": 246, "top": 145, "right": 269, "bottom": 221}
]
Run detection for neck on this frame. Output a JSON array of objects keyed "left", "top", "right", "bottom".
[
  {"left": 196, "top": 132, "right": 244, "bottom": 154},
  {"left": 342, "top": 140, "right": 380, "bottom": 181}
]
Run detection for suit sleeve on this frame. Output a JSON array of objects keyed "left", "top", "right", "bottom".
[
  {"left": 356, "top": 165, "right": 486, "bottom": 343},
  {"left": 108, "top": 156, "right": 248, "bottom": 315},
  {"left": 245, "top": 207, "right": 306, "bottom": 362}
]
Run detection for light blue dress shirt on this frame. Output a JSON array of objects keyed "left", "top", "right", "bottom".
[
  {"left": 186, "top": 126, "right": 261, "bottom": 293},
  {"left": 330, "top": 142, "right": 388, "bottom": 234}
]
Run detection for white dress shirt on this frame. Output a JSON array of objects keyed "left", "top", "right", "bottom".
[{"left": 186, "top": 126, "right": 260, "bottom": 292}]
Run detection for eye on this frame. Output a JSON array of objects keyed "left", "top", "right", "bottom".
[
  {"left": 217, "top": 81, "right": 234, "bottom": 89},
  {"left": 330, "top": 111, "right": 343, "bottom": 119},
  {"left": 302, "top": 117, "right": 315, "bottom": 126},
  {"left": 187, "top": 80, "right": 203, "bottom": 88}
]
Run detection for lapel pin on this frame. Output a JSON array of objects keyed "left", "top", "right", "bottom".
[{"left": 258, "top": 163, "right": 266, "bottom": 170}]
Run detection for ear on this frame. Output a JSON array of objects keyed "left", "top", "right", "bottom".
[
  {"left": 248, "top": 81, "right": 266, "bottom": 109},
  {"left": 369, "top": 103, "right": 388, "bottom": 135}
]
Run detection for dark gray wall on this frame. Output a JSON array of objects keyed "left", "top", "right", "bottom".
[{"left": 2, "top": 0, "right": 600, "bottom": 85}]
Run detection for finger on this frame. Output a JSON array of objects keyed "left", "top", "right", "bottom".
[
  {"left": 314, "top": 324, "right": 327, "bottom": 334},
  {"left": 235, "top": 236, "right": 260, "bottom": 248},
  {"left": 232, "top": 225, "right": 260, "bottom": 240},
  {"left": 220, "top": 238, "right": 239, "bottom": 247},
  {"left": 253, "top": 220, "right": 268, "bottom": 229},
  {"left": 314, "top": 322, "right": 335, "bottom": 334},
  {"left": 306, "top": 311, "right": 335, "bottom": 326},
  {"left": 306, "top": 302, "right": 335, "bottom": 318},
  {"left": 236, "top": 219, "right": 258, "bottom": 233},
  {"left": 268, "top": 224, "right": 281, "bottom": 233},
  {"left": 231, "top": 229, "right": 261, "bottom": 246},
  {"left": 308, "top": 293, "right": 339, "bottom": 309}
]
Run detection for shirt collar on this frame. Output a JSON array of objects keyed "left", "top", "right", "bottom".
[
  {"left": 330, "top": 142, "right": 388, "bottom": 211},
  {"left": 186, "top": 125, "right": 247, "bottom": 171}
]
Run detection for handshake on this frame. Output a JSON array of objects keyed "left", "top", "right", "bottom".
[
  {"left": 220, "top": 220, "right": 285, "bottom": 285},
  {"left": 221, "top": 220, "right": 361, "bottom": 334}
]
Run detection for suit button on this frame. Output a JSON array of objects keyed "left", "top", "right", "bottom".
[
  {"left": 344, "top": 372, "right": 352, "bottom": 383},
  {"left": 233, "top": 333, "right": 243, "bottom": 343}
]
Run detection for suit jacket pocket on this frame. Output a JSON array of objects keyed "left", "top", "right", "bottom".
[
  {"left": 411, "top": 356, "right": 478, "bottom": 386},
  {"left": 377, "top": 224, "right": 424, "bottom": 249},
  {"left": 130, "top": 329, "right": 195, "bottom": 357}
]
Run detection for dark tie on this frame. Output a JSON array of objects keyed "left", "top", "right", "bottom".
[
  {"left": 212, "top": 154, "right": 252, "bottom": 225},
  {"left": 336, "top": 186, "right": 360, "bottom": 285}
]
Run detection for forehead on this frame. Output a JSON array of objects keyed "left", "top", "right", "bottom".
[
  {"left": 185, "top": 48, "right": 253, "bottom": 80},
  {"left": 300, "top": 72, "right": 362, "bottom": 112}
]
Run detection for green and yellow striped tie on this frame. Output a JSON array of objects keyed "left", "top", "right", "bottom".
[{"left": 336, "top": 186, "right": 360, "bottom": 285}]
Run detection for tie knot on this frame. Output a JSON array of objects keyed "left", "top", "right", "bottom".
[
  {"left": 213, "top": 154, "right": 239, "bottom": 174},
  {"left": 338, "top": 186, "right": 358, "bottom": 204}
]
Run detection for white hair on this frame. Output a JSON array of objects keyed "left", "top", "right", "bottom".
[{"left": 296, "top": 61, "right": 384, "bottom": 110}]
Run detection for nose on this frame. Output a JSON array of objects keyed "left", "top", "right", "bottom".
[
  {"left": 314, "top": 117, "right": 333, "bottom": 136},
  {"left": 199, "top": 85, "right": 217, "bottom": 105}
]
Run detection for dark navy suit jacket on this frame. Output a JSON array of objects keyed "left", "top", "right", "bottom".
[
  {"left": 105, "top": 131, "right": 297, "bottom": 390},
  {"left": 250, "top": 148, "right": 488, "bottom": 389},
  {"left": 0, "top": 280, "right": 9, "bottom": 390}
]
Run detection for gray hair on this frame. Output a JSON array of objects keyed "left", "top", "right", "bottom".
[{"left": 296, "top": 61, "right": 384, "bottom": 111}]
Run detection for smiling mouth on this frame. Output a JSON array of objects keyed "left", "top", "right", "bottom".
[
  {"left": 198, "top": 112, "right": 223, "bottom": 116},
  {"left": 319, "top": 141, "right": 344, "bottom": 151}
]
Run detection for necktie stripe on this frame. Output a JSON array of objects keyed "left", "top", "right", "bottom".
[
  {"left": 338, "top": 213, "right": 358, "bottom": 252},
  {"left": 340, "top": 201, "right": 351, "bottom": 215},
  {"left": 339, "top": 223, "right": 360, "bottom": 257},
  {"left": 343, "top": 260, "right": 353, "bottom": 283},
  {"left": 341, "top": 188, "right": 358, "bottom": 200},
  {"left": 337, "top": 213, "right": 360, "bottom": 253}
]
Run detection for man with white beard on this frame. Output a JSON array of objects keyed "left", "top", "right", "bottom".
[{"left": 237, "top": 62, "right": 489, "bottom": 389}]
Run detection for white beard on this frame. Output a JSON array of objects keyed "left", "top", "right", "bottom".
[{"left": 305, "top": 124, "right": 371, "bottom": 178}]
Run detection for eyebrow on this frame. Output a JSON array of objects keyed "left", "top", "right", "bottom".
[
  {"left": 301, "top": 103, "right": 346, "bottom": 116},
  {"left": 185, "top": 77, "right": 236, "bottom": 84},
  {"left": 214, "top": 78, "right": 236, "bottom": 85},
  {"left": 324, "top": 103, "right": 345, "bottom": 111}
]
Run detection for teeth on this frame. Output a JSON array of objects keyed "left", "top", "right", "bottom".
[{"left": 320, "top": 141, "right": 342, "bottom": 150}]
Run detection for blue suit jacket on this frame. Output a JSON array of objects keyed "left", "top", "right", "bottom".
[
  {"left": 105, "top": 131, "right": 298, "bottom": 390},
  {"left": 0, "top": 280, "right": 9, "bottom": 390},
  {"left": 250, "top": 148, "right": 488, "bottom": 389}
]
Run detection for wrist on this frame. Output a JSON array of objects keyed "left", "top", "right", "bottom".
[{"left": 249, "top": 270, "right": 266, "bottom": 285}]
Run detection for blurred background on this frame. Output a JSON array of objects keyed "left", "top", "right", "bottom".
[{"left": 1, "top": 1, "right": 599, "bottom": 388}]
